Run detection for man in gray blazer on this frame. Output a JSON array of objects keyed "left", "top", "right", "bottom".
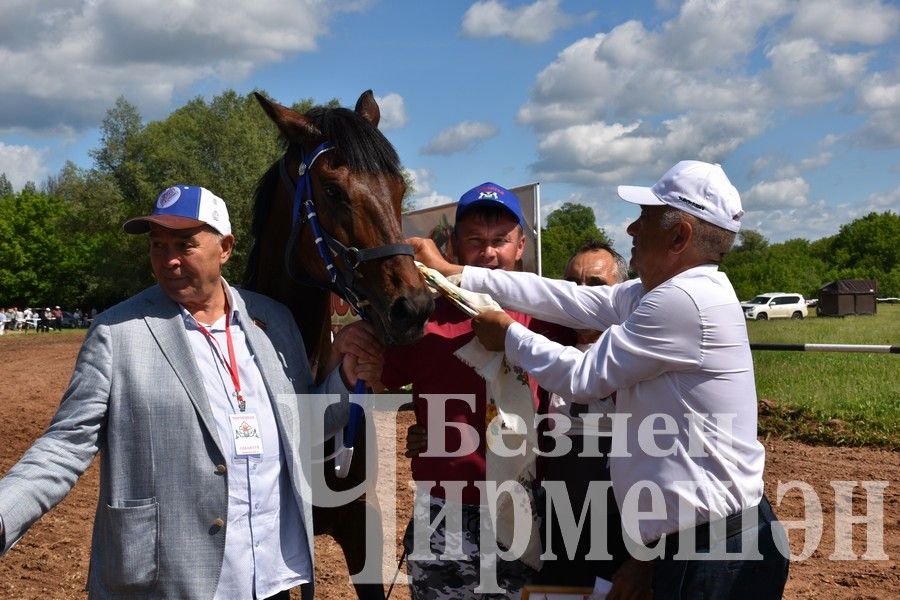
[{"left": 0, "top": 184, "right": 383, "bottom": 599}]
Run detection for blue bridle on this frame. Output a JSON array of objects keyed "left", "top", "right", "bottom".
[
  {"left": 278, "top": 141, "right": 414, "bottom": 320},
  {"left": 279, "top": 141, "right": 414, "bottom": 474}
]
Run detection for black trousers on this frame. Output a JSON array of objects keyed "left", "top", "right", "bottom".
[
  {"left": 534, "top": 435, "right": 629, "bottom": 586},
  {"left": 652, "top": 496, "right": 790, "bottom": 599}
]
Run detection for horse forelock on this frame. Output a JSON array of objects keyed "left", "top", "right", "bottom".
[{"left": 306, "top": 106, "right": 402, "bottom": 177}]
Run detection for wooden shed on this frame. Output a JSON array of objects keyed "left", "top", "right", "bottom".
[{"left": 817, "top": 279, "right": 877, "bottom": 316}]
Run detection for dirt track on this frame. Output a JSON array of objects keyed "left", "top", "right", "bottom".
[{"left": 0, "top": 332, "right": 896, "bottom": 598}]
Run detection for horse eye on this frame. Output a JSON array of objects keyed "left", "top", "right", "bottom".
[{"left": 322, "top": 183, "right": 343, "bottom": 199}]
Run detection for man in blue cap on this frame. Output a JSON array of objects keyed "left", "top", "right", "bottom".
[
  {"left": 382, "top": 182, "right": 543, "bottom": 599},
  {"left": 0, "top": 184, "right": 384, "bottom": 599}
]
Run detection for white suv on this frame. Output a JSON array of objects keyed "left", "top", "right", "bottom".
[{"left": 741, "top": 293, "right": 808, "bottom": 320}]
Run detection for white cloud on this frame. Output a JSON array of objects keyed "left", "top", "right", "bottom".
[
  {"left": 461, "top": 0, "right": 574, "bottom": 43},
  {"left": 374, "top": 93, "right": 407, "bottom": 130},
  {"left": 0, "top": 143, "right": 48, "bottom": 190},
  {"left": 661, "top": 0, "right": 790, "bottom": 68},
  {"left": 742, "top": 177, "right": 810, "bottom": 211},
  {"left": 741, "top": 182, "right": 899, "bottom": 243},
  {"left": 0, "top": 0, "right": 361, "bottom": 133},
  {"left": 865, "top": 185, "right": 900, "bottom": 212},
  {"left": 765, "top": 38, "right": 869, "bottom": 105},
  {"left": 741, "top": 198, "right": 843, "bottom": 242},
  {"left": 406, "top": 168, "right": 453, "bottom": 210},
  {"left": 857, "top": 73, "right": 900, "bottom": 111},
  {"left": 515, "top": 0, "right": 895, "bottom": 190},
  {"left": 421, "top": 121, "right": 499, "bottom": 155},
  {"left": 530, "top": 109, "right": 767, "bottom": 185},
  {"left": 790, "top": 0, "right": 900, "bottom": 45},
  {"left": 774, "top": 151, "right": 834, "bottom": 178},
  {"left": 852, "top": 72, "right": 900, "bottom": 147}
]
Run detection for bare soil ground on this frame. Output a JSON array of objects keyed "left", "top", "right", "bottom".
[{"left": 0, "top": 332, "right": 896, "bottom": 599}]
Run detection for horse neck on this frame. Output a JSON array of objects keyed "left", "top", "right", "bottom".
[
  {"left": 265, "top": 272, "right": 332, "bottom": 374},
  {"left": 248, "top": 217, "right": 333, "bottom": 376}
]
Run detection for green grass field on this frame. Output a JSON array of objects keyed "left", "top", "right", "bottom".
[{"left": 748, "top": 303, "right": 900, "bottom": 449}]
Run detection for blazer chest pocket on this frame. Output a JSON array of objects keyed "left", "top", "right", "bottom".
[{"left": 99, "top": 498, "right": 159, "bottom": 592}]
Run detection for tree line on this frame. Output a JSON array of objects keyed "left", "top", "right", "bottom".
[
  {"left": 0, "top": 89, "right": 897, "bottom": 310},
  {"left": 719, "top": 213, "right": 900, "bottom": 301}
]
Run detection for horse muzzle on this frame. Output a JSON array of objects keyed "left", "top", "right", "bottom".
[{"left": 381, "top": 288, "right": 433, "bottom": 345}]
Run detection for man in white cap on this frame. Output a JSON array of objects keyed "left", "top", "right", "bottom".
[
  {"left": 412, "top": 161, "right": 789, "bottom": 599},
  {"left": 0, "top": 184, "right": 383, "bottom": 599}
]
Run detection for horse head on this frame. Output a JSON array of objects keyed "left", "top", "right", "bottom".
[{"left": 251, "top": 91, "right": 433, "bottom": 348}]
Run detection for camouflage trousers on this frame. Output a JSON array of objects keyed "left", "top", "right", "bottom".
[{"left": 403, "top": 496, "right": 535, "bottom": 599}]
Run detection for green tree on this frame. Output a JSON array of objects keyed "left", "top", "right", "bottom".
[
  {"left": 735, "top": 228, "right": 768, "bottom": 253},
  {"left": 826, "top": 212, "right": 900, "bottom": 294},
  {"left": 49, "top": 162, "right": 152, "bottom": 307},
  {"left": 0, "top": 188, "right": 99, "bottom": 307},
  {"left": 540, "top": 202, "right": 611, "bottom": 278},
  {"left": 722, "top": 234, "right": 830, "bottom": 300},
  {"left": 0, "top": 173, "right": 12, "bottom": 197},
  {"left": 90, "top": 96, "right": 147, "bottom": 203}
]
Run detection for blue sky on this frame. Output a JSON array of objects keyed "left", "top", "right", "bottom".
[{"left": 1, "top": 0, "right": 898, "bottom": 257}]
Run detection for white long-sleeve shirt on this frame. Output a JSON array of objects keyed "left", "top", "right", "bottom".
[{"left": 461, "top": 264, "right": 765, "bottom": 544}]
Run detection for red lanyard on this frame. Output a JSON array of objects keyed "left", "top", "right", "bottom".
[{"left": 195, "top": 299, "right": 245, "bottom": 412}]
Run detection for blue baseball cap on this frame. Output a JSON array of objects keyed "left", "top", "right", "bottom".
[
  {"left": 455, "top": 182, "right": 526, "bottom": 230},
  {"left": 124, "top": 185, "right": 231, "bottom": 236}
]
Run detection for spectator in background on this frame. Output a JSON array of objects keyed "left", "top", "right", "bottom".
[
  {"left": 0, "top": 309, "right": 6, "bottom": 335},
  {"left": 52, "top": 306, "right": 63, "bottom": 331},
  {"left": 39, "top": 308, "right": 52, "bottom": 332},
  {"left": 536, "top": 241, "right": 631, "bottom": 588}
]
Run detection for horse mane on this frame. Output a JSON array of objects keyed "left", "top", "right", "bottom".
[
  {"left": 243, "top": 164, "right": 279, "bottom": 289},
  {"left": 243, "top": 103, "right": 403, "bottom": 289}
]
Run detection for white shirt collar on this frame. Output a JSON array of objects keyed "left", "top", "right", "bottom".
[{"left": 180, "top": 277, "right": 241, "bottom": 329}]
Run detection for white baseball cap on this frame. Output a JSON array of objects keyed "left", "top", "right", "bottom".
[
  {"left": 123, "top": 185, "right": 231, "bottom": 236},
  {"left": 617, "top": 160, "right": 744, "bottom": 232}
]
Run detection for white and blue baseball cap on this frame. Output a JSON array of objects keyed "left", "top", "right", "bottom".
[{"left": 124, "top": 185, "right": 231, "bottom": 236}]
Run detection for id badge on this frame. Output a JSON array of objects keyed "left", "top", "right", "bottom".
[{"left": 229, "top": 413, "right": 264, "bottom": 456}]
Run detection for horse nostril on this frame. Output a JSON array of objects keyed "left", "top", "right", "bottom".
[{"left": 389, "top": 293, "right": 434, "bottom": 331}]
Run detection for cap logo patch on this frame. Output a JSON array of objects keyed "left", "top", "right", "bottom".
[
  {"left": 477, "top": 191, "right": 499, "bottom": 201},
  {"left": 156, "top": 186, "right": 181, "bottom": 209},
  {"left": 676, "top": 195, "right": 706, "bottom": 211}
]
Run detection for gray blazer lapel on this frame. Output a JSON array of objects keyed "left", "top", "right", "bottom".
[
  {"left": 142, "top": 288, "right": 225, "bottom": 457},
  {"left": 232, "top": 291, "right": 298, "bottom": 439}
]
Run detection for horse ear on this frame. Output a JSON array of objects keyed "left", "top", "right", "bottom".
[
  {"left": 354, "top": 90, "right": 380, "bottom": 128},
  {"left": 254, "top": 92, "right": 321, "bottom": 141}
]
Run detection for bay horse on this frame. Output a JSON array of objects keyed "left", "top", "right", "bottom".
[{"left": 244, "top": 91, "right": 433, "bottom": 599}]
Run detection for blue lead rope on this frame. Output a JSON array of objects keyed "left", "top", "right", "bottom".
[{"left": 347, "top": 379, "right": 366, "bottom": 446}]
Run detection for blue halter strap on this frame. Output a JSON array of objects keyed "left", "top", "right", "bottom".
[{"left": 281, "top": 142, "right": 415, "bottom": 319}]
